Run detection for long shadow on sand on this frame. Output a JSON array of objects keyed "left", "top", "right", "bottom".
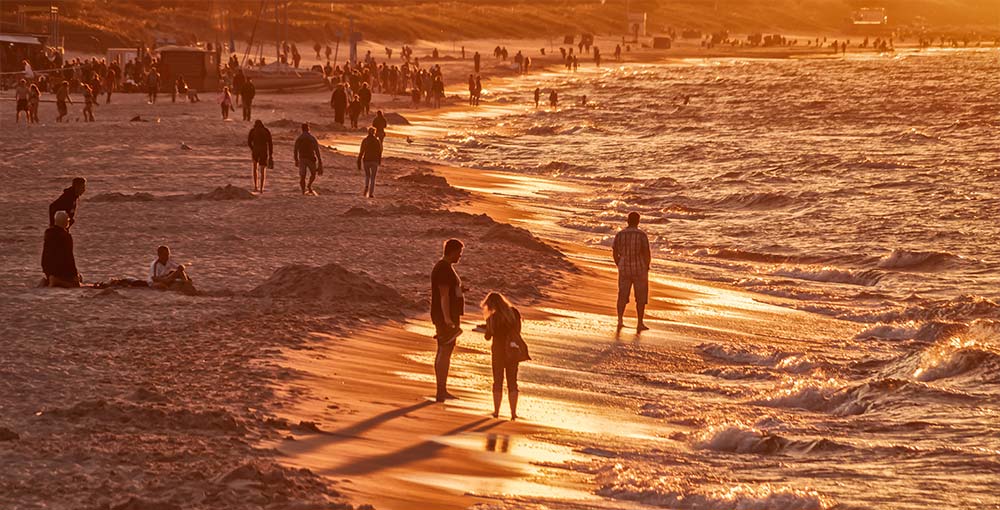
[{"left": 329, "top": 417, "right": 503, "bottom": 476}]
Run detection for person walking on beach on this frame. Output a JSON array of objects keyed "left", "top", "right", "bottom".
[
  {"left": 534, "top": 87, "right": 540, "bottom": 108},
  {"left": 348, "top": 94, "right": 362, "bottom": 128},
  {"left": 146, "top": 69, "right": 160, "bottom": 104},
  {"left": 49, "top": 177, "right": 86, "bottom": 228},
  {"left": 41, "top": 211, "right": 81, "bottom": 288},
  {"left": 431, "top": 239, "right": 465, "bottom": 402},
  {"left": 613, "top": 212, "right": 651, "bottom": 332},
  {"left": 55, "top": 81, "right": 71, "bottom": 122},
  {"left": 248, "top": 120, "right": 273, "bottom": 193},
  {"left": 294, "top": 123, "right": 323, "bottom": 195},
  {"left": 331, "top": 83, "right": 348, "bottom": 125},
  {"left": 27, "top": 83, "right": 40, "bottom": 123},
  {"left": 240, "top": 78, "right": 256, "bottom": 121},
  {"left": 482, "top": 292, "right": 530, "bottom": 420},
  {"left": 473, "top": 51, "right": 481, "bottom": 74},
  {"left": 219, "top": 86, "right": 233, "bottom": 120},
  {"left": 372, "top": 110, "right": 388, "bottom": 144},
  {"left": 357, "top": 127, "right": 383, "bottom": 198},
  {"left": 474, "top": 75, "right": 483, "bottom": 106},
  {"left": 82, "top": 84, "right": 97, "bottom": 122},
  {"left": 359, "top": 82, "right": 372, "bottom": 115},
  {"left": 549, "top": 89, "right": 558, "bottom": 107},
  {"left": 15, "top": 79, "right": 29, "bottom": 123},
  {"left": 233, "top": 69, "right": 245, "bottom": 107}
]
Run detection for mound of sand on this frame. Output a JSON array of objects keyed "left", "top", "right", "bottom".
[
  {"left": 396, "top": 171, "right": 450, "bottom": 187},
  {"left": 196, "top": 185, "right": 256, "bottom": 201},
  {"left": 481, "top": 224, "right": 563, "bottom": 257},
  {"left": 48, "top": 399, "right": 247, "bottom": 434},
  {"left": 90, "top": 192, "right": 157, "bottom": 202},
  {"left": 249, "top": 263, "right": 406, "bottom": 305},
  {"left": 383, "top": 112, "right": 410, "bottom": 125}
]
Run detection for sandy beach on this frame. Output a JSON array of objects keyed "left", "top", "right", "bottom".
[{"left": 3, "top": 34, "right": 998, "bottom": 510}]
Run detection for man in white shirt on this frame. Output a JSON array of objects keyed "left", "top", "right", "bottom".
[{"left": 149, "top": 245, "right": 194, "bottom": 292}]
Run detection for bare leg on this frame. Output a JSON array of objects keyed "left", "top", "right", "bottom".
[
  {"left": 300, "top": 173, "right": 307, "bottom": 194},
  {"left": 616, "top": 301, "right": 626, "bottom": 329},
  {"left": 253, "top": 163, "right": 259, "bottom": 191},
  {"left": 508, "top": 390, "right": 519, "bottom": 420},
  {"left": 492, "top": 388, "right": 502, "bottom": 418},
  {"left": 307, "top": 171, "right": 317, "bottom": 192},
  {"left": 260, "top": 166, "right": 266, "bottom": 192},
  {"left": 637, "top": 304, "right": 648, "bottom": 331}
]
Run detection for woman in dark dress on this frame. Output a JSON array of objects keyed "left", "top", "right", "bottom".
[{"left": 482, "top": 292, "right": 530, "bottom": 420}]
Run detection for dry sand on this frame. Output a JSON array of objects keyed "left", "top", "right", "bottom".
[{"left": 1, "top": 36, "right": 859, "bottom": 510}]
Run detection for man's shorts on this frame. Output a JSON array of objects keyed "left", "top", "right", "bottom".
[
  {"left": 298, "top": 160, "right": 317, "bottom": 178},
  {"left": 252, "top": 150, "right": 269, "bottom": 165},
  {"left": 16, "top": 99, "right": 28, "bottom": 112},
  {"left": 57, "top": 101, "right": 68, "bottom": 116},
  {"left": 618, "top": 272, "right": 649, "bottom": 306}
]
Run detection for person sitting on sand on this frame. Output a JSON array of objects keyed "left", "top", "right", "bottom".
[
  {"left": 431, "top": 239, "right": 465, "bottom": 403},
  {"left": 482, "top": 292, "right": 530, "bottom": 420},
  {"left": 41, "top": 211, "right": 82, "bottom": 288},
  {"left": 357, "top": 127, "right": 383, "bottom": 198},
  {"left": 372, "top": 110, "right": 388, "bottom": 144},
  {"left": 49, "top": 177, "right": 87, "bottom": 228},
  {"left": 613, "top": 212, "right": 651, "bottom": 332},
  {"left": 294, "top": 123, "right": 323, "bottom": 195},
  {"left": 248, "top": 120, "right": 273, "bottom": 192},
  {"left": 149, "top": 245, "right": 195, "bottom": 292}
]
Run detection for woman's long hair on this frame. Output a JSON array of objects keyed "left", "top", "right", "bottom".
[{"left": 481, "top": 291, "right": 515, "bottom": 324}]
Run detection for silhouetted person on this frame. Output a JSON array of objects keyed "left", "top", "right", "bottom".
[
  {"left": 534, "top": 87, "right": 540, "bottom": 108},
  {"left": 331, "top": 83, "right": 348, "bottom": 125},
  {"left": 240, "top": 78, "right": 256, "bottom": 121},
  {"left": 247, "top": 120, "right": 273, "bottom": 192},
  {"left": 41, "top": 211, "right": 81, "bottom": 288},
  {"left": 468, "top": 74, "right": 476, "bottom": 106},
  {"left": 55, "top": 81, "right": 71, "bottom": 122},
  {"left": 613, "top": 212, "right": 651, "bottom": 331},
  {"left": 432, "top": 239, "right": 465, "bottom": 402},
  {"left": 372, "top": 110, "right": 388, "bottom": 143},
  {"left": 357, "top": 127, "right": 383, "bottom": 198},
  {"left": 233, "top": 69, "right": 245, "bottom": 106},
  {"left": 149, "top": 245, "right": 195, "bottom": 293},
  {"left": 359, "top": 82, "right": 372, "bottom": 115},
  {"left": 294, "top": 123, "right": 323, "bottom": 195},
  {"left": 473, "top": 51, "right": 481, "bottom": 73},
  {"left": 349, "top": 94, "right": 362, "bottom": 128},
  {"left": 549, "top": 89, "right": 558, "bottom": 107},
  {"left": 482, "top": 292, "right": 530, "bottom": 420},
  {"left": 49, "top": 177, "right": 86, "bottom": 228}
]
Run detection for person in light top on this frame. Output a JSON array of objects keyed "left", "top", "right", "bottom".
[{"left": 149, "top": 245, "right": 195, "bottom": 293}]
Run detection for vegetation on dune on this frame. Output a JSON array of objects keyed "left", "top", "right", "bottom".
[{"left": 3, "top": 0, "right": 997, "bottom": 51}]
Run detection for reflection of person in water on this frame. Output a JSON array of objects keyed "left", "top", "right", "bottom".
[{"left": 485, "top": 434, "right": 511, "bottom": 453}]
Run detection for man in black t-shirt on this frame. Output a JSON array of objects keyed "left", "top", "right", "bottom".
[{"left": 431, "top": 238, "right": 465, "bottom": 402}]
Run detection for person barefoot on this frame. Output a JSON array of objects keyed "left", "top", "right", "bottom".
[
  {"left": 247, "top": 120, "right": 273, "bottom": 192},
  {"left": 431, "top": 239, "right": 465, "bottom": 402},
  {"left": 149, "top": 245, "right": 196, "bottom": 294},
  {"left": 294, "top": 123, "right": 323, "bottom": 195},
  {"left": 482, "top": 292, "right": 530, "bottom": 420},
  {"left": 613, "top": 212, "right": 651, "bottom": 331}
]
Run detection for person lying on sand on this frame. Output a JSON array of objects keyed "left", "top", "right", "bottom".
[
  {"left": 149, "top": 245, "right": 195, "bottom": 293},
  {"left": 482, "top": 292, "right": 530, "bottom": 420},
  {"left": 41, "top": 211, "right": 82, "bottom": 288}
]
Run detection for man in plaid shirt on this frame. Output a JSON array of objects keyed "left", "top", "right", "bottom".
[{"left": 613, "top": 212, "right": 652, "bottom": 331}]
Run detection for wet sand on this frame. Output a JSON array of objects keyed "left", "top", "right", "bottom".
[{"left": 2, "top": 35, "right": 881, "bottom": 509}]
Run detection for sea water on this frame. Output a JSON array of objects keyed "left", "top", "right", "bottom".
[{"left": 423, "top": 49, "right": 1000, "bottom": 509}]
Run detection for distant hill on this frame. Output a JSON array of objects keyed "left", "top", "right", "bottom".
[{"left": 3, "top": 0, "right": 997, "bottom": 51}]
